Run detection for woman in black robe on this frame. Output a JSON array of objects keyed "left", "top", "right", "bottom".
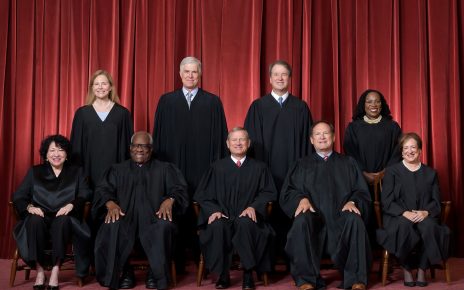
[
  {"left": 70, "top": 69, "right": 133, "bottom": 190},
  {"left": 13, "top": 135, "right": 91, "bottom": 290},
  {"left": 344, "top": 89, "right": 402, "bottom": 188},
  {"left": 377, "top": 133, "right": 450, "bottom": 287}
]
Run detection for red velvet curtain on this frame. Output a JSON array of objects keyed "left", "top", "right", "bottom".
[{"left": 1, "top": 0, "right": 463, "bottom": 257}]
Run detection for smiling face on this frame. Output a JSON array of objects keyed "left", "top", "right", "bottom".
[
  {"left": 269, "top": 64, "right": 290, "bottom": 95},
  {"left": 364, "top": 92, "right": 382, "bottom": 119},
  {"left": 47, "top": 141, "right": 67, "bottom": 170},
  {"left": 310, "top": 122, "right": 335, "bottom": 153},
  {"left": 402, "top": 138, "right": 421, "bottom": 164},
  {"left": 226, "top": 130, "right": 251, "bottom": 159},
  {"left": 92, "top": 74, "right": 112, "bottom": 100},
  {"left": 130, "top": 133, "right": 153, "bottom": 164},
  {"left": 180, "top": 63, "right": 200, "bottom": 90}
]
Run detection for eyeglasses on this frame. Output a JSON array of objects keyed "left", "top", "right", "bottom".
[{"left": 130, "top": 143, "right": 152, "bottom": 150}]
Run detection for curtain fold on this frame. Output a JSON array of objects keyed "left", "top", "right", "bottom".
[{"left": 1, "top": 0, "right": 462, "bottom": 257}]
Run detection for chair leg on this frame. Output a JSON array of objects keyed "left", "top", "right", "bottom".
[
  {"left": 430, "top": 267, "right": 436, "bottom": 279},
  {"left": 262, "top": 272, "right": 269, "bottom": 286},
  {"left": 25, "top": 268, "right": 31, "bottom": 280},
  {"left": 197, "top": 254, "right": 205, "bottom": 287},
  {"left": 76, "top": 277, "right": 83, "bottom": 287},
  {"left": 444, "top": 260, "right": 451, "bottom": 284},
  {"left": 171, "top": 260, "right": 177, "bottom": 287},
  {"left": 381, "top": 250, "right": 389, "bottom": 286},
  {"left": 9, "top": 248, "right": 19, "bottom": 287}
]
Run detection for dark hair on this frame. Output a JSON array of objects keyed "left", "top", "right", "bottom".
[
  {"left": 269, "top": 60, "right": 292, "bottom": 77},
  {"left": 352, "top": 89, "right": 393, "bottom": 120},
  {"left": 399, "top": 132, "right": 423, "bottom": 150},
  {"left": 39, "top": 134, "right": 71, "bottom": 162},
  {"left": 310, "top": 120, "right": 335, "bottom": 136}
]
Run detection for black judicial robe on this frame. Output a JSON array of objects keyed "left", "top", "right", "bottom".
[
  {"left": 13, "top": 163, "right": 91, "bottom": 277},
  {"left": 377, "top": 162, "right": 450, "bottom": 268},
  {"left": 153, "top": 89, "right": 228, "bottom": 194},
  {"left": 194, "top": 157, "right": 277, "bottom": 274},
  {"left": 280, "top": 152, "right": 372, "bottom": 288},
  {"left": 92, "top": 159, "right": 189, "bottom": 288},
  {"left": 343, "top": 118, "right": 401, "bottom": 173},
  {"left": 244, "top": 94, "right": 313, "bottom": 190},
  {"left": 70, "top": 103, "right": 133, "bottom": 189}
]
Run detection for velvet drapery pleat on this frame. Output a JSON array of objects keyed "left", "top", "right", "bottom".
[{"left": 1, "top": 0, "right": 463, "bottom": 257}]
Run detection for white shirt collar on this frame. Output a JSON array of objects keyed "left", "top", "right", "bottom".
[
  {"left": 182, "top": 87, "right": 199, "bottom": 100},
  {"left": 271, "top": 90, "right": 289, "bottom": 103},
  {"left": 231, "top": 155, "right": 246, "bottom": 164},
  {"left": 316, "top": 151, "right": 333, "bottom": 159}
]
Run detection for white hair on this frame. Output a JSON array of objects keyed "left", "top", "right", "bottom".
[{"left": 180, "top": 56, "right": 202, "bottom": 75}]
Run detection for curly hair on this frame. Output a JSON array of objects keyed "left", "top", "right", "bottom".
[
  {"left": 352, "top": 89, "right": 393, "bottom": 120},
  {"left": 39, "top": 134, "right": 71, "bottom": 162}
]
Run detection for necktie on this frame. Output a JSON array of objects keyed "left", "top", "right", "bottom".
[
  {"left": 186, "top": 92, "right": 192, "bottom": 108},
  {"left": 236, "top": 160, "right": 241, "bottom": 167},
  {"left": 323, "top": 155, "right": 328, "bottom": 162},
  {"left": 278, "top": 96, "right": 283, "bottom": 107}
]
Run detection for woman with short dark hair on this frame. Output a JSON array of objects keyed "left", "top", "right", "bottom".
[
  {"left": 13, "top": 134, "right": 91, "bottom": 290},
  {"left": 377, "top": 133, "right": 450, "bottom": 287}
]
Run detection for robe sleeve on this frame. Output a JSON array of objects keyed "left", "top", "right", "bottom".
[
  {"left": 71, "top": 168, "right": 92, "bottom": 218},
  {"left": 301, "top": 102, "right": 313, "bottom": 156},
  {"left": 381, "top": 167, "right": 406, "bottom": 216},
  {"left": 249, "top": 166, "right": 277, "bottom": 217},
  {"left": 386, "top": 122, "right": 402, "bottom": 167},
  {"left": 92, "top": 166, "right": 119, "bottom": 219},
  {"left": 194, "top": 167, "right": 222, "bottom": 226},
  {"left": 244, "top": 101, "right": 265, "bottom": 160},
  {"left": 280, "top": 161, "right": 312, "bottom": 218},
  {"left": 119, "top": 108, "right": 134, "bottom": 161},
  {"left": 343, "top": 123, "right": 365, "bottom": 171},
  {"left": 423, "top": 170, "right": 442, "bottom": 218},
  {"left": 346, "top": 157, "right": 371, "bottom": 220},
  {"left": 152, "top": 95, "right": 165, "bottom": 158},
  {"left": 70, "top": 108, "right": 85, "bottom": 166},
  {"left": 211, "top": 97, "right": 228, "bottom": 160},
  {"left": 164, "top": 163, "right": 189, "bottom": 214},
  {"left": 12, "top": 168, "right": 34, "bottom": 219}
]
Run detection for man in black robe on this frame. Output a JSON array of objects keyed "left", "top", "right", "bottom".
[
  {"left": 280, "top": 121, "right": 371, "bottom": 290},
  {"left": 194, "top": 127, "right": 277, "bottom": 290},
  {"left": 244, "top": 60, "right": 313, "bottom": 265},
  {"left": 153, "top": 56, "right": 228, "bottom": 270},
  {"left": 93, "top": 131, "right": 189, "bottom": 290}
]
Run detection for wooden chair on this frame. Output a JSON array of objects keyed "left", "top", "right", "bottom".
[
  {"left": 128, "top": 250, "right": 177, "bottom": 287},
  {"left": 9, "top": 201, "right": 91, "bottom": 287},
  {"left": 374, "top": 200, "right": 452, "bottom": 286},
  {"left": 193, "top": 202, "right": 272, "bottom": 287}
]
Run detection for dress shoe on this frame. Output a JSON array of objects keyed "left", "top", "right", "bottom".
[
  {"left": 415, "top": 280, "right": 428, "bottom": 287},
  {"left": 298, "top": 283, "right": 315, "bottom": 290},
  {"left": 145, "top": 269, "right": 157, "bottom": 289},
  {"left": 242, "top": 270, "right": 255, "bottom": 290},
  {"left": 46, "top": 286, "right": 59, "bottom": 290},
  {"left": 33, "top": 285, "right": 46, "bottom": 290},
  {"left": 351, "top": 283, "right": 366, "bottom": 290},
  {"left": 403, "top": 281, "right": 416, "bottom": 287},
  {"left": 215, "top": 273, "right": 231, "bottom": 289},
  {"left": 119, "top": 269, "right": 136, "bottom": 289}
]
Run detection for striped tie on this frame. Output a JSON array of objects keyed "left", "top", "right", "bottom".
[
  {"left": 236, "top": 160, "right": 241, "bottom": 167},
  {"left": 278, "top": 96, "right": 283, "bottom": 107},
  {"left": 186, "top": 92, "right": 192, "bottom": 108}
]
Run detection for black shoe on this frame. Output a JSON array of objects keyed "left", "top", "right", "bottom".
[
  {"left": 46, "top": 286, "right": 59, "bottom": 290},
  {"left": 415, "top": 281, "right": 428, "bottom": 287},
  {"left": 242, "top": 271, "right": 255, "bottom": 290},
  {"left": 215, "top": 273, "right": 231, "bottom": 289},
  {"left": 33, "top": 285, "right": 46, "bottom": 290},
  {"left": 403, "top": 281, "right": 416, "bottom": 287},
  {"left": 145, "top": 270, "right": 157, "bottom": 289},
  {"left": 119, "top": 269, "right": 136, "bottom": 289}
]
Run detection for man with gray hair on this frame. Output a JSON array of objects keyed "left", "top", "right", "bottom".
[
  {"left": 153, "top": 56, "right": 228, "bottom": 271},
  {"left": 195, "top": 127, "right": 277, "bottom": 290}
]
